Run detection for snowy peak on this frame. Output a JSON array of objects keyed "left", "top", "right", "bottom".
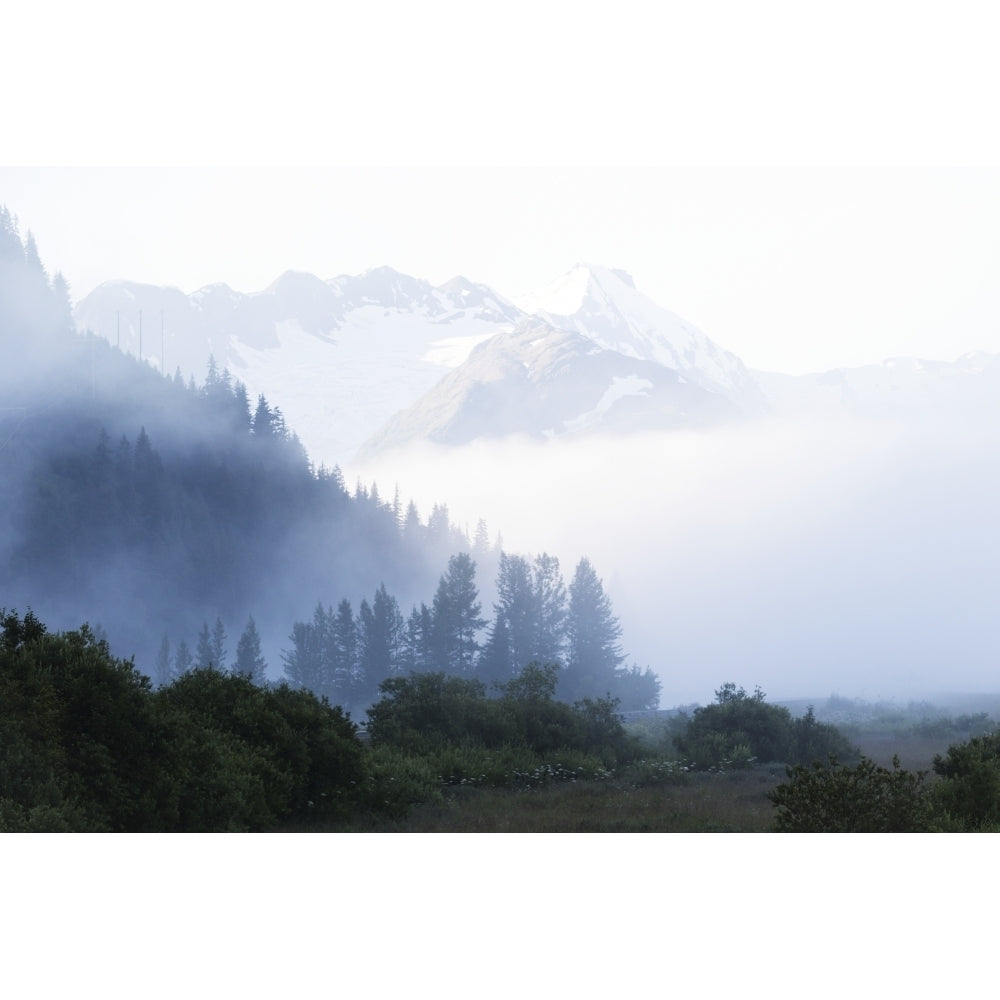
[
  {"left": 73, "top": 266, "right": 524, "bottom": 465},
  {"left": 515, "top": 263, "right": 765, "bottom": 409},
  {"left": 328, "top": 266, "right": 437, "bottom": 312},
  {"left": 357, "top": 314, "right": 744, "bottom": 457}
]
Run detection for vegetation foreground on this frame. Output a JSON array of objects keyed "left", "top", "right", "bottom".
[{"left": 4, "top": 609, "right": 1000, "bottom": 833}]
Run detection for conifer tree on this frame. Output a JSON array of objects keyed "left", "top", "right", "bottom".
[
  {"left": 211, "top": 617, "right": 228, "bottom": 671},
  {"left": 562, "top": 557, "right": 625, "bottom": 701},
  {"left": 331, "top": 598, "right": 358, "bottom": 703},
  {"left": 155, "top": 633, "right": 172, "bottom": 687},
  {"left": 533, "top": 553, "right": 567, "bottom": 666},
  {"left": 234, "top": 616, "right": 267, "bottom": 685},
  {"left": 195, "top": 623, "right": 215, "bottom": 671},
  {"left": 492, "top": 552, "right": 537, "bottom": 674},
  {"left": 430, "top": 553, "right": 485, "bottom": 674},
  {"left": 174, "top": 639, "right": 193, "bottom": 677}
]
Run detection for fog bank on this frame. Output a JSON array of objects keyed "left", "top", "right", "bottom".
[{"left": 350, "top": 410, "right": 1000, "bottom": 705}]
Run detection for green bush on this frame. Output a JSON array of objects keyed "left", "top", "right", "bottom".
[
  {"left": 930, "top": 730, "right": 1000, "bottom": 830},
  {"left": 674, "top": 683, "right": 856, "bottom": 771},
  {"left": 365, "top": 662, "right": 637, "bottom": 765},
  {"left": 356, "top": 745, "right": 445, "bottom": 819},
  {"left": 154, "top": 669, "right": 365, "bottom": 829},
  {"left": 0, "top": 610, "right": 367, "bottom": 831},
  {"left": 0, "top": 610, "right": 166, "bottom": 831},
  {"left": 768, "top": 755, "right": 932, "bottom": 832}
]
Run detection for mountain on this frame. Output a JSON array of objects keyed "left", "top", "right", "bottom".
[
  {"left": 359, "top": 264, "right": 767, "bottom": 456},
  {"left": 74, "top": 267, "right": 524, "bottom": 465},
  {"left": 754, "top": 351, "right": 1000, "bottom": 419},
  {"left": 358, "top": 317, "right": 745, "bottom": 456},
  {"left": 516, "top": 264, "right": 767, "bottom": 409}
]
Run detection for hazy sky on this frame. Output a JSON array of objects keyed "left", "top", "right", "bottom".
[
  {"left": 6, "top": 4, "right": 1000, "bottom": 375},
  {"left": 3, "top": 165, "right": 1000, "bottom": 376}
]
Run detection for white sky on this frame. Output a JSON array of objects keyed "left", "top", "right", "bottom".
[
  {"left": 6, "top": 3, "right": 1000, "bottom": 374},
  {"left": 4, "top": 165, "right": 1000, "bottom": 374}
]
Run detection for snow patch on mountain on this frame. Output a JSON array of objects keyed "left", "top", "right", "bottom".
[
  {"left": 563, "top": 375, "right": 654, "bottom": 433},
  {"left": 515, "top": 263, "right": 766, "bottom": 410},
  {"left": 74, "top": 268, "right": 525, "bottom": 466}
]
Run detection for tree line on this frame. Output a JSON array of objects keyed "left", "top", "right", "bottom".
[
  {"left": 154, "top": 550, "right": 661, "bottom": 712},
  {"left": 279, "top": 551, "right": 660, "bottom": 711}
]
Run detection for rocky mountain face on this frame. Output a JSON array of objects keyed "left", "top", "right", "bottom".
[
  {"left": 74, "top": 267, "right": 524, "bottom": 464},
  {"left": 75, "top": 261, "right": 999, "bottom": 468},
  {"left": 357, "top": 317, "right": 745, "bottom": 457}
]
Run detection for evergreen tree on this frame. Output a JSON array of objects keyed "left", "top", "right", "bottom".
[
  {"left": 492, "top": 552, "right": 537, "bottom": 674},
  {"left": 478, "top": 613, "right": 513, "bottom": 687},
  {"left": 331, "top": 598, "right": 358, "bottom": 705},
  {"left": 430, "top": 553, "right": 486, "bottom": 675},
  {"left": 400, "top": 603, "right": 434, "bottom": 674},
  {"left": 357, "top": 585, "right": 404, "bottom": 701},
  {"left": 234, "top": 616, "right": 267, "bottom": 685},
  {"left": 195, "top": 623, "right": 215, "bottom": 671},
  {"left": 282, "top": 613, "right": 323, "bottom": 691},
  {"left": 562, "top": 557, "right": 625, "bottom": 701},
  {"left": 533, "top": 553, "right": 567, "bottom": 666},
  {"left": 174, "top": 639, "right": 193, "bottom": 677},
  {"left": 211, "top": 617, "right": 228, "bottom": 672},
  {"left": 154, "top": 633, "right": 172, "bottom": 687},
  {"left": 473, "top": 519, "right": 490, "bottom": 556},
  {"left": 401, "top": 500, "right": 423, "bottom": 550}
]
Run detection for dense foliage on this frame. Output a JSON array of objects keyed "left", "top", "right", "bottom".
[
  {"left": 768, "top": 755, "right": 933, "bottom": 832},
  {"left": 282, "top": 554, "right": 661, "bottom": 712},
  {"left": 0, "top": 609, "right": 364, "bottom": 831},
  {"left": 366, "top": 661, "right": 637, "bottom": 765},
  {"left": 930, "top": 731, "right": 1000, "bottom": 829},
  {"left": 768, "top": 727, "right": 1000, "bottom": 832},
  {"left": 673, "top": 682, "right": 858, "bottom": 770}
]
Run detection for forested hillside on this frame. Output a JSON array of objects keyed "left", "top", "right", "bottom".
[{"left": 0, "top": 207, "right": 658, "bottom": 710}]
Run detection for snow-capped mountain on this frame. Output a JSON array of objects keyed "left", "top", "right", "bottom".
[
  {"left": 358, "top": 317, "right": 744, "bottom": 457},
  {"left": 80, "top": 259, "right": 996, "bottom": 469},
  {"left": 516, "top": 264, "right": 767, "bottom": 411},
  {"left": 74, "top": 268, "right": 524, "bottom": 464},
  {"left": 358, "top": 264, "right": 768, "bottom": 457}
]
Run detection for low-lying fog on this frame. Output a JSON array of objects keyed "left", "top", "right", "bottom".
[{"left": 350, "top": 408, "right": 1000, "bottom": 706}]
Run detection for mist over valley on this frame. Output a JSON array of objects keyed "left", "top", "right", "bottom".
[{"left": 66, "top": 253, "right": 1000, "bottom": 706}]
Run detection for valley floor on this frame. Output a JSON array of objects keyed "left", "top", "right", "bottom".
[{"left": 292, "top": 730, "right": 966, "bottom": 833}]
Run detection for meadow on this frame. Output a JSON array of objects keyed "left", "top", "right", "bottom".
[{"left": 310, "top": 694, "right": 1000, "bottom": 833}]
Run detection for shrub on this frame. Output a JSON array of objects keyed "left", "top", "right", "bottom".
[
  {"left": 768, "top": 755, "right": 932, "bottom": 832},
  {"left": 154, "top": 669, "right": 365, "bottom": 828},
  {"left": 930, "top": 730, "right": 1000, "bottom": 830},
  {"left": 365, "top": 663, "right": 637, "bottom": 765},
  {"left": 675, "top": 684, "right": 856, "bottom": 771}
]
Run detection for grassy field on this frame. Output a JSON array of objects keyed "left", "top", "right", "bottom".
[
  {"left": 322, "top": 733, "right": 984, "bottom": 833},
  {"left": 319, "top": 767, "right": 785, "bottom": 832},
  {"left": 297, "top": 695, "right": 999, "bottom": 833}
]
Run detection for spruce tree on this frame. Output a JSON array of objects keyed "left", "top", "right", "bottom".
[
  {"left": 174, "top": 639, "right": 193, "bottom": 677},
  {"left": 492, "top": 552, "right": 536, "bottom": 674},
  {"left": 154, "top": 633, "right": 172, "bottom": 687},
  {"left": 331, "top": 598, "right": 358, "bottom": 704},
  {"left": 430, "top": 553, "right": 485, "bottom": 675},
  {"left": 533, "top": 553, "right": 567, "bottom": 666},
  {"left": 562, "top": 557, "right": 625, "bottom": 702},
  {"left": 234, "top": 616, "right": 267, "bottom": 685},
  {"left": 211, "top": 617, "right": 228, "bottom": 671}
]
